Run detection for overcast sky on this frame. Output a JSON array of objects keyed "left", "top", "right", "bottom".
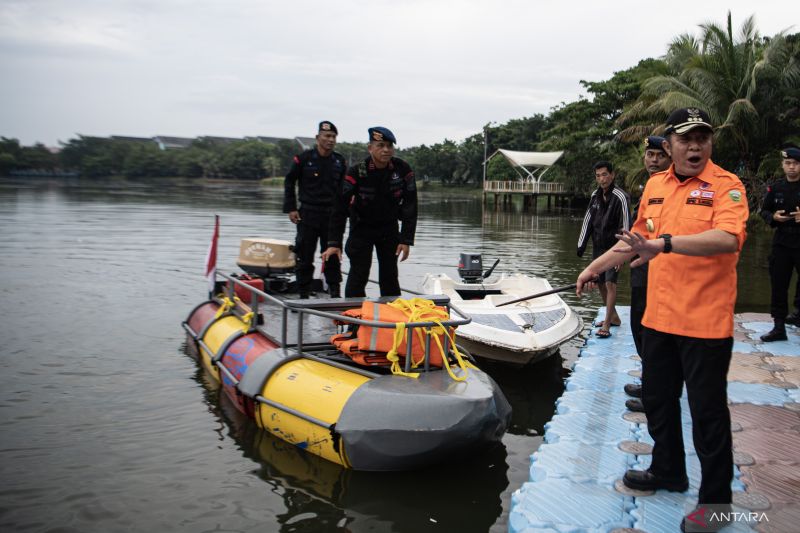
[{"left": 0, "top": 0, "right": 794, "bottom": 148}]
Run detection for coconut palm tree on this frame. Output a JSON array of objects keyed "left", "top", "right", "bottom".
[{"left": 617, "top": 12, "right": 798, "bottom": 173}]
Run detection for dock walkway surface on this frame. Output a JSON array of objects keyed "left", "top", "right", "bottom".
[{"left": 508, "top": 308, "right": 800, "bottom": 532}]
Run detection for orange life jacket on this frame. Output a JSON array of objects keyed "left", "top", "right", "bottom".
[
  {"left": 330, "top": 298, "right": 476, "bottom": 381},
  {"left": 330, "top": 300, "right": 451, "bottom": 367}
]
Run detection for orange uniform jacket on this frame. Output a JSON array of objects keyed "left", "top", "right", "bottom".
[{"left": 632, "top": 160, "right": 749, "bottom": 339}]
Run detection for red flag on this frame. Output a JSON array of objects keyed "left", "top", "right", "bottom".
[{"left": 205, "top": 215, "right": 219, "bottom": 294}]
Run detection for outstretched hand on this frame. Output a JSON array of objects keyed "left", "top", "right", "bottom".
[
  {"left": 576, "top": 269, "right": 600, "bottom": 296},
  {"left": 614, "top": 229, "right": 661, "bottom": 267}
]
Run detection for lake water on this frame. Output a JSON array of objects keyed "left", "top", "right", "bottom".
[{"left": 0, "top": 178, "right": 774, "bottom": 532}]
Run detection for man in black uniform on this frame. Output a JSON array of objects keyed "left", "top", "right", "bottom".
[
  {"left": 322, "top": 126, "right": 417, "bottom": 297},
  {"left": 625, "top": 136, "right": 671, "bottom": 410},
  {"left": 283, "top": 121, "right": 346, "bottom": 298},
  {"left": 577, "top": 161, "right": 631, "bottom": 338},
  {"left": 759, "top": 146, "right": 800, "bottom": 341}
]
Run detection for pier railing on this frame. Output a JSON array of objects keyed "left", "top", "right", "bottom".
[{"left": 484, "top": 181, "right": 567, "bottom": 194}]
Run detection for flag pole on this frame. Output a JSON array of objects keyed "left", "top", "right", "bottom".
[{"left": 205, "top": 214, "right": 220, "bottom": 299}]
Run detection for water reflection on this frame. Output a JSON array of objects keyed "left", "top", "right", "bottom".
[{"left": 204, "top": 366, "right": 510, "bottom": 532}]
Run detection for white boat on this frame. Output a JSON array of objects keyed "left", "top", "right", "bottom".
[{"left": 421, "top": 263, "right": 583, "bottom": 365}]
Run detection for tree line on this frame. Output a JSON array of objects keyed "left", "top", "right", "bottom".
[{"left": 2, "top": 13, "right": 798, "bottom": 202}]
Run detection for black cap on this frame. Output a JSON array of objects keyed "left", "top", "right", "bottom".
[
  {"left": 644, "top": 135, "right": 667, "bottom": 152},
  {"left": 368, "top": 126, "right": 396, "bottom": 144},
  {"left": 318, "top": 121, "right": 337, "bottom": 134},
  {"left": 664, "top": 108, "right": 713, "bottom": 135},
  {"left": 782, "top": 147, "right": 800, "bottom": 162}
]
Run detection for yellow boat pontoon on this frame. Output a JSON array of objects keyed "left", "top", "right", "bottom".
[{"left": 182, "top": 271, "right": 511, "bottom": 472}]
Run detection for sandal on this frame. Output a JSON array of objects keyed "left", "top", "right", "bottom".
[
  {"left": 595, "top": 329, "right": 612, "bottom": 338},
  {"left": 594, "top": 319, "right": 622, "bottom": 327}
]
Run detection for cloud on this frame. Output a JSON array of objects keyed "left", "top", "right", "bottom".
[{"left": 0, "top": 0, "right": 792, "bottom": 146}]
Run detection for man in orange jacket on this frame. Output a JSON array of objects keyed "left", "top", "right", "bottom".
[{"left": 576, "top": 108, "right": 748, "bottom": 532}]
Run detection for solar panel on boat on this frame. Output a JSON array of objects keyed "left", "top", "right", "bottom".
[{"left": 468, "top": 309, "right": 567, "bottom": 333}]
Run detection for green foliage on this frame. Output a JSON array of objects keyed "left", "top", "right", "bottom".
[
  {"left": 538, "top": 59, "right": 670, "bottom": 193},
  {"left": 618, "top": 12, "right": 800, "bottom": 175},
  {"left": 218, "top": 140, "right": 274, "bottom": 180},
  {"left": 0, "top": 152, "right": 16, "bottom": 175},
  {"left": 0, "top": 137, "right": 59, "bottom": 175}
]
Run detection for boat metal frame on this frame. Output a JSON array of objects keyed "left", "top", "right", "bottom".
[{"left": 182, "top": 272, "right": 475, "bottom": 428}]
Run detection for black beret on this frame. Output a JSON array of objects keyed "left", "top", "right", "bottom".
[
  {"left": 318, "top": 121, "right": 337, "bottom": 134},
  {"left": 782, "top": 147, "right": 800, "bottom": 162}
]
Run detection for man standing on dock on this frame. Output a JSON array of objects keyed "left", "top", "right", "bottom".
[
  {"left": 759, "top": 145, "right": 800, "bottom": 341},
  {"left": 322, "top": 127, "right": 417, "bottom": 297},
  {"left": 577, "top": 161, "right": 631, "bottom": 338},
  {"left": 625, "top": 136, "right": 671, "bottom": 411},
  {"left": 283, "top": 121, "right": 347, "bottom": 298},
  {"left": 576, "top": 108, "right": 749, "bottom": 532}
]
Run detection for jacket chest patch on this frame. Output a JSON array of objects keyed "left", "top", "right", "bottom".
[{"left": 686, "top": 197, "right": 713, "bottom": 207}]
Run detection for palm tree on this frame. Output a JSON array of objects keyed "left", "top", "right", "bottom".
[{"left": 617, "top": 12, "right": 798, "bottom": 173}]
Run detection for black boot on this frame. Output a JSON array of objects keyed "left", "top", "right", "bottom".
[
  {"left": 786, "top": 311, "right": 800, "bottom": 327},
  {"left": 625, "top": 398, "right": 645, "bottom": 412},
  {"left": 760, "top": 320, "right": 787, "bottom": 342},
  {"left": 328, "top": 283, "right": 341, "bottom": 298},
  {"left": 624, "top": 383, "right": 642, "bottom": 398}
]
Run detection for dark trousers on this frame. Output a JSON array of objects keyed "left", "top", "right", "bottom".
[
  {"left": 294, "top": 209, "right": 341, "bottom": 294},
  {"left": 630, "top": 285, "right": 647, "bottom": 356},
  {"left": 641, "top": 327, "right": 733, "bottom": 504},
  {"left": 344, "top": 226, "right": 400, "bottom": 297},
  {"left": 769, "top": 245, "right": 800, "bottom": 319}
]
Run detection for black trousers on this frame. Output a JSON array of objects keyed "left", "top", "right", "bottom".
[
  {"left": 641, "top": 327, "right": 733, "bottom": 504},
  {"left": 294, "top": 208, "right": 341, "bottom": 294},
  {"left": 768, "top": 244, "right": 800, "bottom": 319},
  {"left": 344, "top": 226, "right": 400, "bottom": 297},
  {"left": 630, "top": 285, "right": 647, "bottom": 357}
]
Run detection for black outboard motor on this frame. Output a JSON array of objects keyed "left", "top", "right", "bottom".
[
  {"left": 459, "top": 253, "right": 484, "bottom": 283},
  {"left": 458, "top": 253, "right": 500, "bottom": 284}
]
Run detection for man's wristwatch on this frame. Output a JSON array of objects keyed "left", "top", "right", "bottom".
[{"left": 659, "top": 233, "right": 672, "bottom": 254}]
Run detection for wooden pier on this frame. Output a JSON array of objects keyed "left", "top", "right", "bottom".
[{"left": 483, "top": 180, "right": 578, "bottom": 210}]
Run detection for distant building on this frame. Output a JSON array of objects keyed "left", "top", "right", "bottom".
[
  {"left": 153, "top": 136, "right": 194, "bottom": 150},
  {"left": 295, "top": 136, "right": 316, "bottom": 150},
  {"left": 111, "top": 135, "right": 154, "bottom": 144},
  {"left": 196, "top": 136, "right": 241, "bottom": 146},
  {"left": 248, "top": 135, "right": 294, "bottom": 145}
]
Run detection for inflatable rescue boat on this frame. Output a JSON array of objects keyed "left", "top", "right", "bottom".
[{"left": 182, "top": 241, "right": 511, "bottom": 471}]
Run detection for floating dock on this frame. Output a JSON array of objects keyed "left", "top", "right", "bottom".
[{"left": 508, "top": 308, "right": 800, "bottom": 532}]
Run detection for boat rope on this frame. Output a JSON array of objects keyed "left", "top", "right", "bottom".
[
  {"left": 385, "top": 298, "right": 477, "bottom": 381},
  {"left": 213, "top": 296, "right": 254, "bottom": 333}
]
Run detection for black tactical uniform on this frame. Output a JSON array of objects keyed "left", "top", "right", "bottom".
[
  {"left": 283, "top": 148, "right": 347, "bottom": 297},
  {"left": 760, "top": 172, "right": 800, "bottom": 337},
  {"left": 328, "top": 156, "right": 417, "bottom": 297}
]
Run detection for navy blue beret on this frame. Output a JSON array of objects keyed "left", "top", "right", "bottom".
[
  {"left": 644, "top": 136, "right": 667, "bottom": 152},
  {"left": 368, "top": 126, "right": 396, "bottom": 144}
]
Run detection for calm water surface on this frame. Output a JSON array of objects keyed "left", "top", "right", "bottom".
[{"left": 0, "top": 178, "right": 773, "bottom": 532}]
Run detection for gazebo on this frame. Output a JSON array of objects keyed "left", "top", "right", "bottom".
[{"left": 485, "top": 149, "right": 564, "bottom": 184}]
